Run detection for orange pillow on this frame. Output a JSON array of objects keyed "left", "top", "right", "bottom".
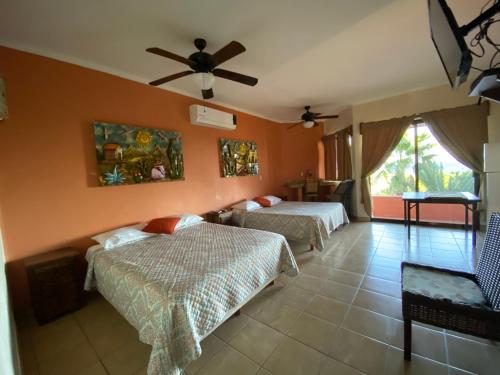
[
  {"left": 254, "top": 196, "right": 271, "bottom": 207},
  {"left": 143, "top": 217, "right": 181, "bottom": 234}
]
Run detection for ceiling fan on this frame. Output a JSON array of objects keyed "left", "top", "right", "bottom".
[
  {"left": 288, "top": 106, "right": 339, "bottom": 129},
  {"left": 146, "top": 38, "right": 258, "bottom": 99}
]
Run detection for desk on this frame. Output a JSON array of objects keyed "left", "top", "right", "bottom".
[
  {"left": 285, "top": 180, "right": 339, "bottom": 201},
  {"left": 402, "top": 192, "right": 480, "bottom": 247}
]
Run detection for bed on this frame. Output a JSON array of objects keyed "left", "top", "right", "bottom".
[
  {"left": 84, "top": 221, "right": 298, "bottom": 375},
  {"left": 235, "top": 201, "right": 349, "bottom": 251}
]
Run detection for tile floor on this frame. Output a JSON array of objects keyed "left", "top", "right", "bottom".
[{"left": 16, "top": 222, "right": 500, "bottom": 375}]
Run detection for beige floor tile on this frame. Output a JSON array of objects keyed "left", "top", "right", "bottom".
[
  {"left": 446, "top": 334, "right": 500, "bottom": 375},
  {"left": 264, "top": 336, "right": 327, "bottom": 375},
  {"left": 342, "top": 306, "right": 402, "bottom": 345},
  {"left": 102, "top": 339, "right": 150, "bottom": 375},
  {"left": 255, "top": 368, "right": 272, "bottom": 375},
  {"left": 288, "top": 312, "right": 338, "bottom": 354},
  {"left": 304, "top": 295, "right": 349, "bottom": 325},
  {"left": 197, "top": 345, "right": 259, "bottom": 375},
  {"left": 361, "top": 276, "right": 401, "bottom": 299},
  {"left": 319, "top": 280, "right": 358, "bottom": 304},
  {"left": 37, "top": 341, "right": 99, "bottom": 375},
  {"left": 133, "top": 368, "right": 148, "bottom": 375},
  {"left": 301, "top": 263, "right": 337, "bottom": 279},
  {"left": 353, "top": 289, "right": 402, "bottom": 320},
  {"left": 32, "top": 315, "right": 87, "bottom": 361},
  {"left": 327, "top": 269, "right": 364, "bottom": 287},
  {"left": 86, "top": 317, "right": 138, "bottom": 358},
  {"left": 329, "top": 328, "right": 388, "bottom": 375},
  {"left": 242, "top": 291, "right": 276, "bottom": 318},
  {"left": 447, "top": 367, "right": 476, "bottom": 375},
  {"left": 366, "top": 264, "right": 401, "bottom": 282},
  {"left": 290, "top": 273, "right": 327, "bottom": 292},
  {"left": 336, "top": 258, "right": 370, "bottom": 274},
  {"left": 76, "top": 361, "right": 108, "bottom": 375},
  {"left": 213, "top": 313, "right": 251, "bottom": 342},
  {"left": 17, "top": 329, "right": 38, "bottom": 374},
  {"left": 384, "top": 346, "right": 448, "bottom": 375},
  {"left": 229, "top": 318, "right": 285, "bottom": 365},
  {"left": 185, "top": 335, "right": 225, "bottom": 375},
  {"left": 319, "top": 357, "right": 364, "bottom": 375},
  {"left": 273, "top": 285, "right": 315, "bottom": 310},
  {"left": 255, "top": 300, "right": 301, "bottom": 334},
  {"left": 391, "top": 323, "right": 447, "bottom": 363}
]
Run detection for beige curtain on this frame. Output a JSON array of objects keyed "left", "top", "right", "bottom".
[
  {"left": 323, "top": 134, "right": 337, "bottom": 180},
  {"left": 421, "top": 102, "right": 489, "bottom": 173},
  {"left": 323, "top": 126, "right": 353, "bottom": 180},
  {"left": 360, "top": 116, "right": 414, "bottom": 216},
  {"left": 337, "top": 126, "right": 353, "bottom": 180}
]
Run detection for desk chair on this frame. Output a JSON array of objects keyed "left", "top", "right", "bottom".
[{"left": 305, "top": 179, "right": 319, "bottom": 201}]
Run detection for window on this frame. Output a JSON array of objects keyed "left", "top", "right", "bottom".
[{"left": 370, "top": 122, "right": 474, "bottom": 223}]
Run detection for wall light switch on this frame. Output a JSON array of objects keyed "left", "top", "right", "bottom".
[{"left": 0, "top": 78, "right": 8, "bottom": 121}]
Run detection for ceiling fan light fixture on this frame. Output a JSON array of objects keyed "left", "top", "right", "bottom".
[
  {"left": 192, "top": 72, "right": 215, "bottom": 90},
  {"left": 303, "top": 120, "right": 315, "bottom": 128}
]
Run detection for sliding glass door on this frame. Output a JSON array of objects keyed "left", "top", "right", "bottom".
[{"left": 370, "top": 122, "right": 473, "bottom": 223}]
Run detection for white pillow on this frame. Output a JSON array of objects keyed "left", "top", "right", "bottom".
[
  {"left": 176, "top": 214, "right": 204, "bottom": 229},
  {"left": 91, "top": 223, "right": 152, "bottom": 250},
  {"left": 232, "top": 200, "right": 262, "bottom": 211},
  {"left": 263, "top": 196, "right": 282, "bottom": 206}
]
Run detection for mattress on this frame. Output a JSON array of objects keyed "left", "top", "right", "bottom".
[
  {"left": 238, "top": 201, "right": 349, "bottom": 250},
  {"left": 84, "top": 222, "right": 298, "bottom": 375}
]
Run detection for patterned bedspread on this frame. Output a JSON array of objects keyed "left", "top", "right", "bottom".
[
  {"left": 84, "top": 222, "right": 298, "bottom": 375},
  {"left": 239, "top": 201, "right": 349, "bottom": 250}
]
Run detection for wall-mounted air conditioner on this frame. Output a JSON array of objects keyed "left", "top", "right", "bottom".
[{"left": 189, "top": 104, "right": 236, "bottom": 130}]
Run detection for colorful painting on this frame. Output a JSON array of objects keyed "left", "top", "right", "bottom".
[
  {"left": 220, "top": 138, "right": 259, "bottom": 177},
  {"left": 93, "top": 122, "right": 184, "bottom": 186}
]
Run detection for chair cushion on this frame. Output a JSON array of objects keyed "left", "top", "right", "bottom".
[{"left": 403, "top": 265, "right": 487, "bottom": 307}]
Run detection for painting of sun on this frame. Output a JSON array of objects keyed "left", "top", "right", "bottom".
[{"left": 93, "top": 122, "right": 184, "bottom": 186}]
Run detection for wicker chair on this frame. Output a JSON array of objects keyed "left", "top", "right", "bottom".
[{"left": 401, "top": 212, "right": 500, "bottom": 361}]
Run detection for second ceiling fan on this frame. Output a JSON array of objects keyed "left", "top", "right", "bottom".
[
  {"left": 288, "top": 106, "right": 339, "bottom": 129},
  {"left": 146, "top": 38, "right": 258, "bottom": 99}
]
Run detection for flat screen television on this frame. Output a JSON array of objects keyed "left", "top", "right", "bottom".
[{"left": 428, "top": 0, "right": 472, "bottom": 89}]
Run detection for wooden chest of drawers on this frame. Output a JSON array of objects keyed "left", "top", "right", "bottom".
[{"left": 24, "top": 248, "right": 84, "bottom": 324}]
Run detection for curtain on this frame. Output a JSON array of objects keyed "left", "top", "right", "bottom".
[
  {"left": 360, "top": 116, "right": 414, "bottom": 216},
  {"left": 323, "top": 133, "right": 337, "bottom": 180},
  {"left": 421, "top": 102, "right": 489, "bottom": 173},
  {"left": 323, "top": 126, "right": 353, "bottom": 180},
  {"left": 337, "top": 126, "right": 353, "bottom": 180}
]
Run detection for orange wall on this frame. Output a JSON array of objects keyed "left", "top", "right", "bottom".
[{"left": 0, "top": 46, "right": 323, "bottom": 308}]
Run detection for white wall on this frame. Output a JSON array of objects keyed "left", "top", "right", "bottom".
[
  {"left": 0, "top": 221, "right": 20, "bottom": 375},
  {"left": 325, "top": 83, "right": 498, "bottom": 218}
]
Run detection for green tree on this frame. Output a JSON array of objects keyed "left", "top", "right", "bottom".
[{"left": 371, "top": 127, "right": 473, "bottom": 195}]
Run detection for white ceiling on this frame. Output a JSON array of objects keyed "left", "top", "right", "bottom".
[{"left": 0, "top": 0, "right": 497, "bottom": 122}]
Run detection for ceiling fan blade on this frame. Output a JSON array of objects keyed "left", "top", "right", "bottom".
[
  {"left": 213, "top": 69, "right": 258, "bottom": 86},
  {"left": 148, "top": 71, "right": 193, "bottom": 86},
  {"left": 287, "top": 122, "right": 302, "bottom": 129},
  {"left": 146, "top": 47, "right": 193, "bottom": 66},
  {"left": 212, "top": 41, "right": 246, "bottom": 67},
  {"left": 315, "top": 115, "right": 339, "bottom": 119},
  {"left": 202, "top": 88, "right": 214, "bottom": 99}
]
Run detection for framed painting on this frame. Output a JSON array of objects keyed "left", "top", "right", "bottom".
[
  {"left": 93, "top": 122, "right": 184, "bottom": 186},
  {"left": 219, "top": 138, "right": 258, "bottom": 177}
]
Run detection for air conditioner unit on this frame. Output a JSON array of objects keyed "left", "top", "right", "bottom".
[{"left": 189, "top": 104, "right": 236, "bottom": 130}]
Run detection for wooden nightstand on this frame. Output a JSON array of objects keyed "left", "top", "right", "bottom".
[
  {"left": 24, "top": 248, "right": 85, "bottom": 324},
  {"left": 206, "top": 210, "right": 233, "bottom": 225}
]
